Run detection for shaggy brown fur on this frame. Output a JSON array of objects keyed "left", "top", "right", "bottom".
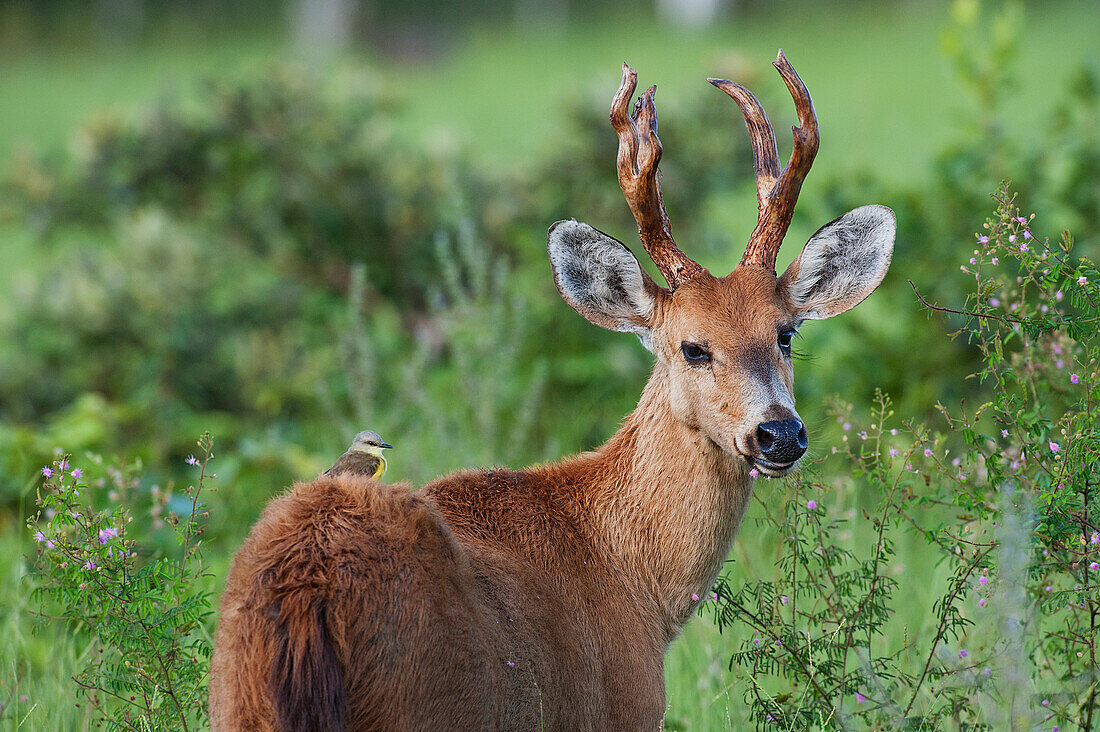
[{"left": 209, "top": 363, "right": 752, "bottom": 731}]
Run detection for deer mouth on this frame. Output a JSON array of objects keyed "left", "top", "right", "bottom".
[{"left": 746, "top": 456, "right": 798, "bottom": 478}]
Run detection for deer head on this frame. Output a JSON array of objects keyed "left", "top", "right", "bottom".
[{"left": 548, "top": 52, "right": 895, "bottom": 478}]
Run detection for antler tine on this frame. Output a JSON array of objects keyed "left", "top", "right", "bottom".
[
  {"left": 709, "top": 50, "right": 820, "bottom": 271},
  {"left": 611, "top": 63, "right": 704, "bottom": 289}
]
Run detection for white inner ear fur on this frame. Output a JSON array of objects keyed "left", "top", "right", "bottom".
[
  {"left": 781, "top": 204, "right": 896, "bottom": 321},
  {"left": 547, "top": 220, "right": 656, "bottom": 344}
]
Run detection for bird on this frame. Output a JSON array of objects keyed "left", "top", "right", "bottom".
[{"left": 325, "top": 430, "right": 393, "bottom": 480}]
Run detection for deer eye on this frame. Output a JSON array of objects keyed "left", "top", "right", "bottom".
[
  {"left": 778, "top": 329, "right": 796, "bottom": 355},
  {"left": 681, "top": 342, "right": 711, "bottom": 365}
]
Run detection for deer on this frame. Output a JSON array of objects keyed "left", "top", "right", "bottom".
[{"left": 208, "top": 50, "right": 895, "bottom": 731}]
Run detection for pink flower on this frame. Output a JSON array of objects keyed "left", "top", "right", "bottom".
[
  {"left": 889, "top": 448, "right": 899, "bottom": 457},
  {"left": 1016, "top": 216, "right": 1027, "bottom": 225},
  {"left": 1090, "top": 533, "right": 1099, "bottom": 545},
  {"left": 1023, "top": 230, "right": 1032, "bottom": 240},
  {"left": 1008, "top": 235, "right": 1016, "bottom": 243},
  {"left": 71, "top": 468, "right": 82, "bottom": 479},
  {"left": 978, "top": 598, "right": 986, "bottom": 607},
  {"left": 1042, "top": 699, "right": 1050, "bottom": 707},
  {"left": 979, "top": 576, "right": 989, "bottom": 586},
  {"left": 1056, "top": 359, "right": 1065, "bottom": 369},
  {"left": 806, "top": 500, "right": 818, "bottom": 510},
  {"left": 58, "top": 459, "right": 69, "bottom": 471},
  {"left": 33, "top": 531, "right": 46, "bottom": 543},
  {"left": 1053, "top": 344, "right": 1063, "bottom": 355},
  {"left": 989, "top": 297, "right": 1000, "bottom": 307},
  {"left": 991, "top": 257, "right": 999, "bottom": 265},
  {"left": 959, "top": 649, "right": 968, "bottom": 658},
  {"left": 890, "top": 429, "right": 898, "bottom": 436},
  {"left": 98, "top": 527, "right": 119, "bottom": 544},
  {"left": 978, "top": 235, "right": 989, "bottom": 244},
  {"left": 1078, "top": 276, "right": 1088, "bottom": 285},
  {"left": 83, "top": 560, "right": 96, "bottom": 571},
  {"left": 1020, "top": 243, "right": 1029, "bottom": 252},
  {"left": 691, "top": 593, "right": 699, "bottom": 602},
  {"left": 506, "top": 660, "right": 515, "bottom": 668},
  {"left": 186, "top": 455, "right": 198, "bottom": 466},
  {"left": 842, "top": 422, "right": 852, "bottom": 431},
  {"left": 1091, "top": 563, "right": 1099, "bottom": 572},
  {"left": 749, "top": 468, "right": 759, "bottom": 479},
  {"left": 1001, "top": 429, "right": 1009, "bottom": 437},
  {"left": 41, "top": 467, "right": 53, "bottom": 478},
  {"left": 855, "top": 692, "right": 867, "bottom": 703},
  {"left": 924, "top": 448, "right": 933, "bottom": 457},
  {"left": 1071, "top": 373, "right": 1080, "bottom": 384},
  {"left": 1049, "top": 441, "right": 1060, "bottom": 454},
  {"left": 780, "top": 595, "right": 789, "bottom": 605}
]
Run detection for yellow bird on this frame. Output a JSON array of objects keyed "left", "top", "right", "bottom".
[{"left": 325, "top": 430, "right": 393, "bottom": 480}]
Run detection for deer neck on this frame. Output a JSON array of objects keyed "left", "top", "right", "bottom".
[{"left": 580, "top": 363, "right": 755, "bottom": 639}]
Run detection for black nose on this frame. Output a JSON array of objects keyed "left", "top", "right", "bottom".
[{"left": 755, "top": 418, "right": 808, "bottom": 464}]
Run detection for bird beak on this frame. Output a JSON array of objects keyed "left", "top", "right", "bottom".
[{"left": 380, "top": 442, "right": 393, "bottom": 450}]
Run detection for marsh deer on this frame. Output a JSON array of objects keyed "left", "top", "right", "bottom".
[{"left": 209, "top": 51, "right": 895, "bottom": 730}]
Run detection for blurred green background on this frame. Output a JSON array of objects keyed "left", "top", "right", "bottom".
[{"left": 1, "top": 0, "right": 1098, "bottom": 728}]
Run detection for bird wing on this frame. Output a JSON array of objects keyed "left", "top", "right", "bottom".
[{"left": 325, "top": 452, "right": 381, "bottom": 479}]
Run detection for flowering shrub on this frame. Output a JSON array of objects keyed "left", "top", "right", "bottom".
[
  {"left": 709, "top": 184, "right": 1099, "bottom": 729},
  {"left": 27, "top": 434, "right": 216, "bottom": 731}
]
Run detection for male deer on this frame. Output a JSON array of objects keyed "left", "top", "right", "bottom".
[{"left": 209, "top": 51, "right": 895, "bottom": 730}]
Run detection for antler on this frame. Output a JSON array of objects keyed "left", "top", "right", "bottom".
[
  {"left": 708, "top": 50, "right": 819, "bottom": 271},
  {"left": 611, "top": 63, "right": 704, "bottom": 289}
]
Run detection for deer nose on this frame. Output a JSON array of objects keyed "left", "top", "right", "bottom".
[{"left": 755, "top": 418, "right": 808, "bottom": 464}]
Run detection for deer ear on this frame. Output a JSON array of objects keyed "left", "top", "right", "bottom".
[
  {"left": 548, "top": 220, "right": 661, "bottom": 350},
  {"left": 779, "top": 205, "right": 895, "bottom": 321}
]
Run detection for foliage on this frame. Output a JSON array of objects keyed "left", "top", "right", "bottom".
[
  {"left": 25, "top": 434, "right": 216, "bottom": 731},
  {"left": 709, "top": 185, "right": 1099, "bottom": 729}
]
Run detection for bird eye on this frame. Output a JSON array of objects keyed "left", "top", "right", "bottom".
[
  {"left": 681, "top": 342, "right": 711, "bottom": 365},
  {"left": 778, "top": 329, "right": 795, "bottom": 355}
]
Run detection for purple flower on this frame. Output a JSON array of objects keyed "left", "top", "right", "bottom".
[
  {"left": 692, "top": 593, "right": 700, "bottom": 602},
  {"left": 41, "top": 467, "right": 53, "bottom": 478},
  {"left": 752, "top": 637, "right": 761, "bottom": 646},
  {"left": 1049, "top": 441, "right": 1060, "bottom": 454},
  {"left": 991, "top": 257, "right": 998, "bottom": 265},
  {"left": 33, "top": 531, "right": 46, "bottom": 543},
  {"left": 983, "top": 667, "right": 992, "bottom": 677},
  {"left": 924, "top": 448, "right": 934, "bottom": 457},
  {"left": 978, "top": 598, "right": 987, "bottom": 607},
  {"left": 959, "top": 649, "right": 968, "bottom": 658},
  {"left": 890, "top": 429, "right": 898, "bottom": 436},
  {"left": 1078, "top": 276, "right": 1088, "bottom": 285},
  {"left": 71, "top": 468, "right": 82, "bottom": 479},
  {"left": 1001, "top": 429, "right": 1009, "bottom": 437},
  {"left": 1071, "top": 373, "right": 1080, "bottom": 384},
  {"left": 889, "top": 448, "right": 899, "bottom": 457},
  {"left": 842, "top": 422, "right": 852, "bottom": 431},
  {"left": 186, "top": 455, "right": 198, "bottom": 466},
  {"left": 855, "top": 692, "right": 867, "bottom": 704},
  {"left": 506, "top": 660, "right": 515, "bottom": 668},
  {"left": 1016, "top": 216, "right": 1027, "bottom": 225},
  {"left": 83, "top": 560, "right": 96, "bottom": 571},
  {"left": 806, "top": 500, "right": 818, "bottom": 510},
  {"left": 1020, "top": 243, "right": 1029, "bottom": 252},
  {"left": 1042, "top": 699, "right": 1050, "bottom": 707},
  {"left": 1023, "top": 230, "right": 1032, "bottom": 240},
  {"left": 98, "top": 527, "right": 119, "bottom": 544},
  {"left": 1008, "top": 234, "right": 1017, "bottom": 243},
  {"left": 1055, "top": 359, "right": 1065, "bottom": 369},
  {"left": 979, "top": 575, "right": 989, "bottom": 586},
  {"left": 45, "top": 539, "right": 55, "bottom": 549},
  {"left": 989, "top": 297, "right": 1000, "bottom": 307},
  {"left": 749, "top": 468, "right": 759, "bottom": 479},
  {"left": 978, "top": 235, "right": 989, "bottom": 244},
  {"left": 1091, "top": 533, "right": 1099, "bottom": 545},
  {"left": 1091, "top": 562, "right": 1099, "bottom": 571},
  {"left": 780, "top": 595, "right": 789, "bottom": 605},
  {"left": 58, "top": 459, "right": 69, "bottom": 471}
]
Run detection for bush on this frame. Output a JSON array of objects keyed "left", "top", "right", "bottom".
[{"left": 709, "top": 185, "right": 1100, "bottom": 729}]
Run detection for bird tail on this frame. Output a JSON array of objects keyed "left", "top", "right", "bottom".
[{"left": 266, "top": 593, "right": 347, "bottom": 732}]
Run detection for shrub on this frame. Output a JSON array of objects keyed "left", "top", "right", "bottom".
[
  {"left": 709, "top": 184, "right": 1099, "bottom": 729},
  {"left": 26, "top": 434, "right": 216, "bottom": 731}
]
